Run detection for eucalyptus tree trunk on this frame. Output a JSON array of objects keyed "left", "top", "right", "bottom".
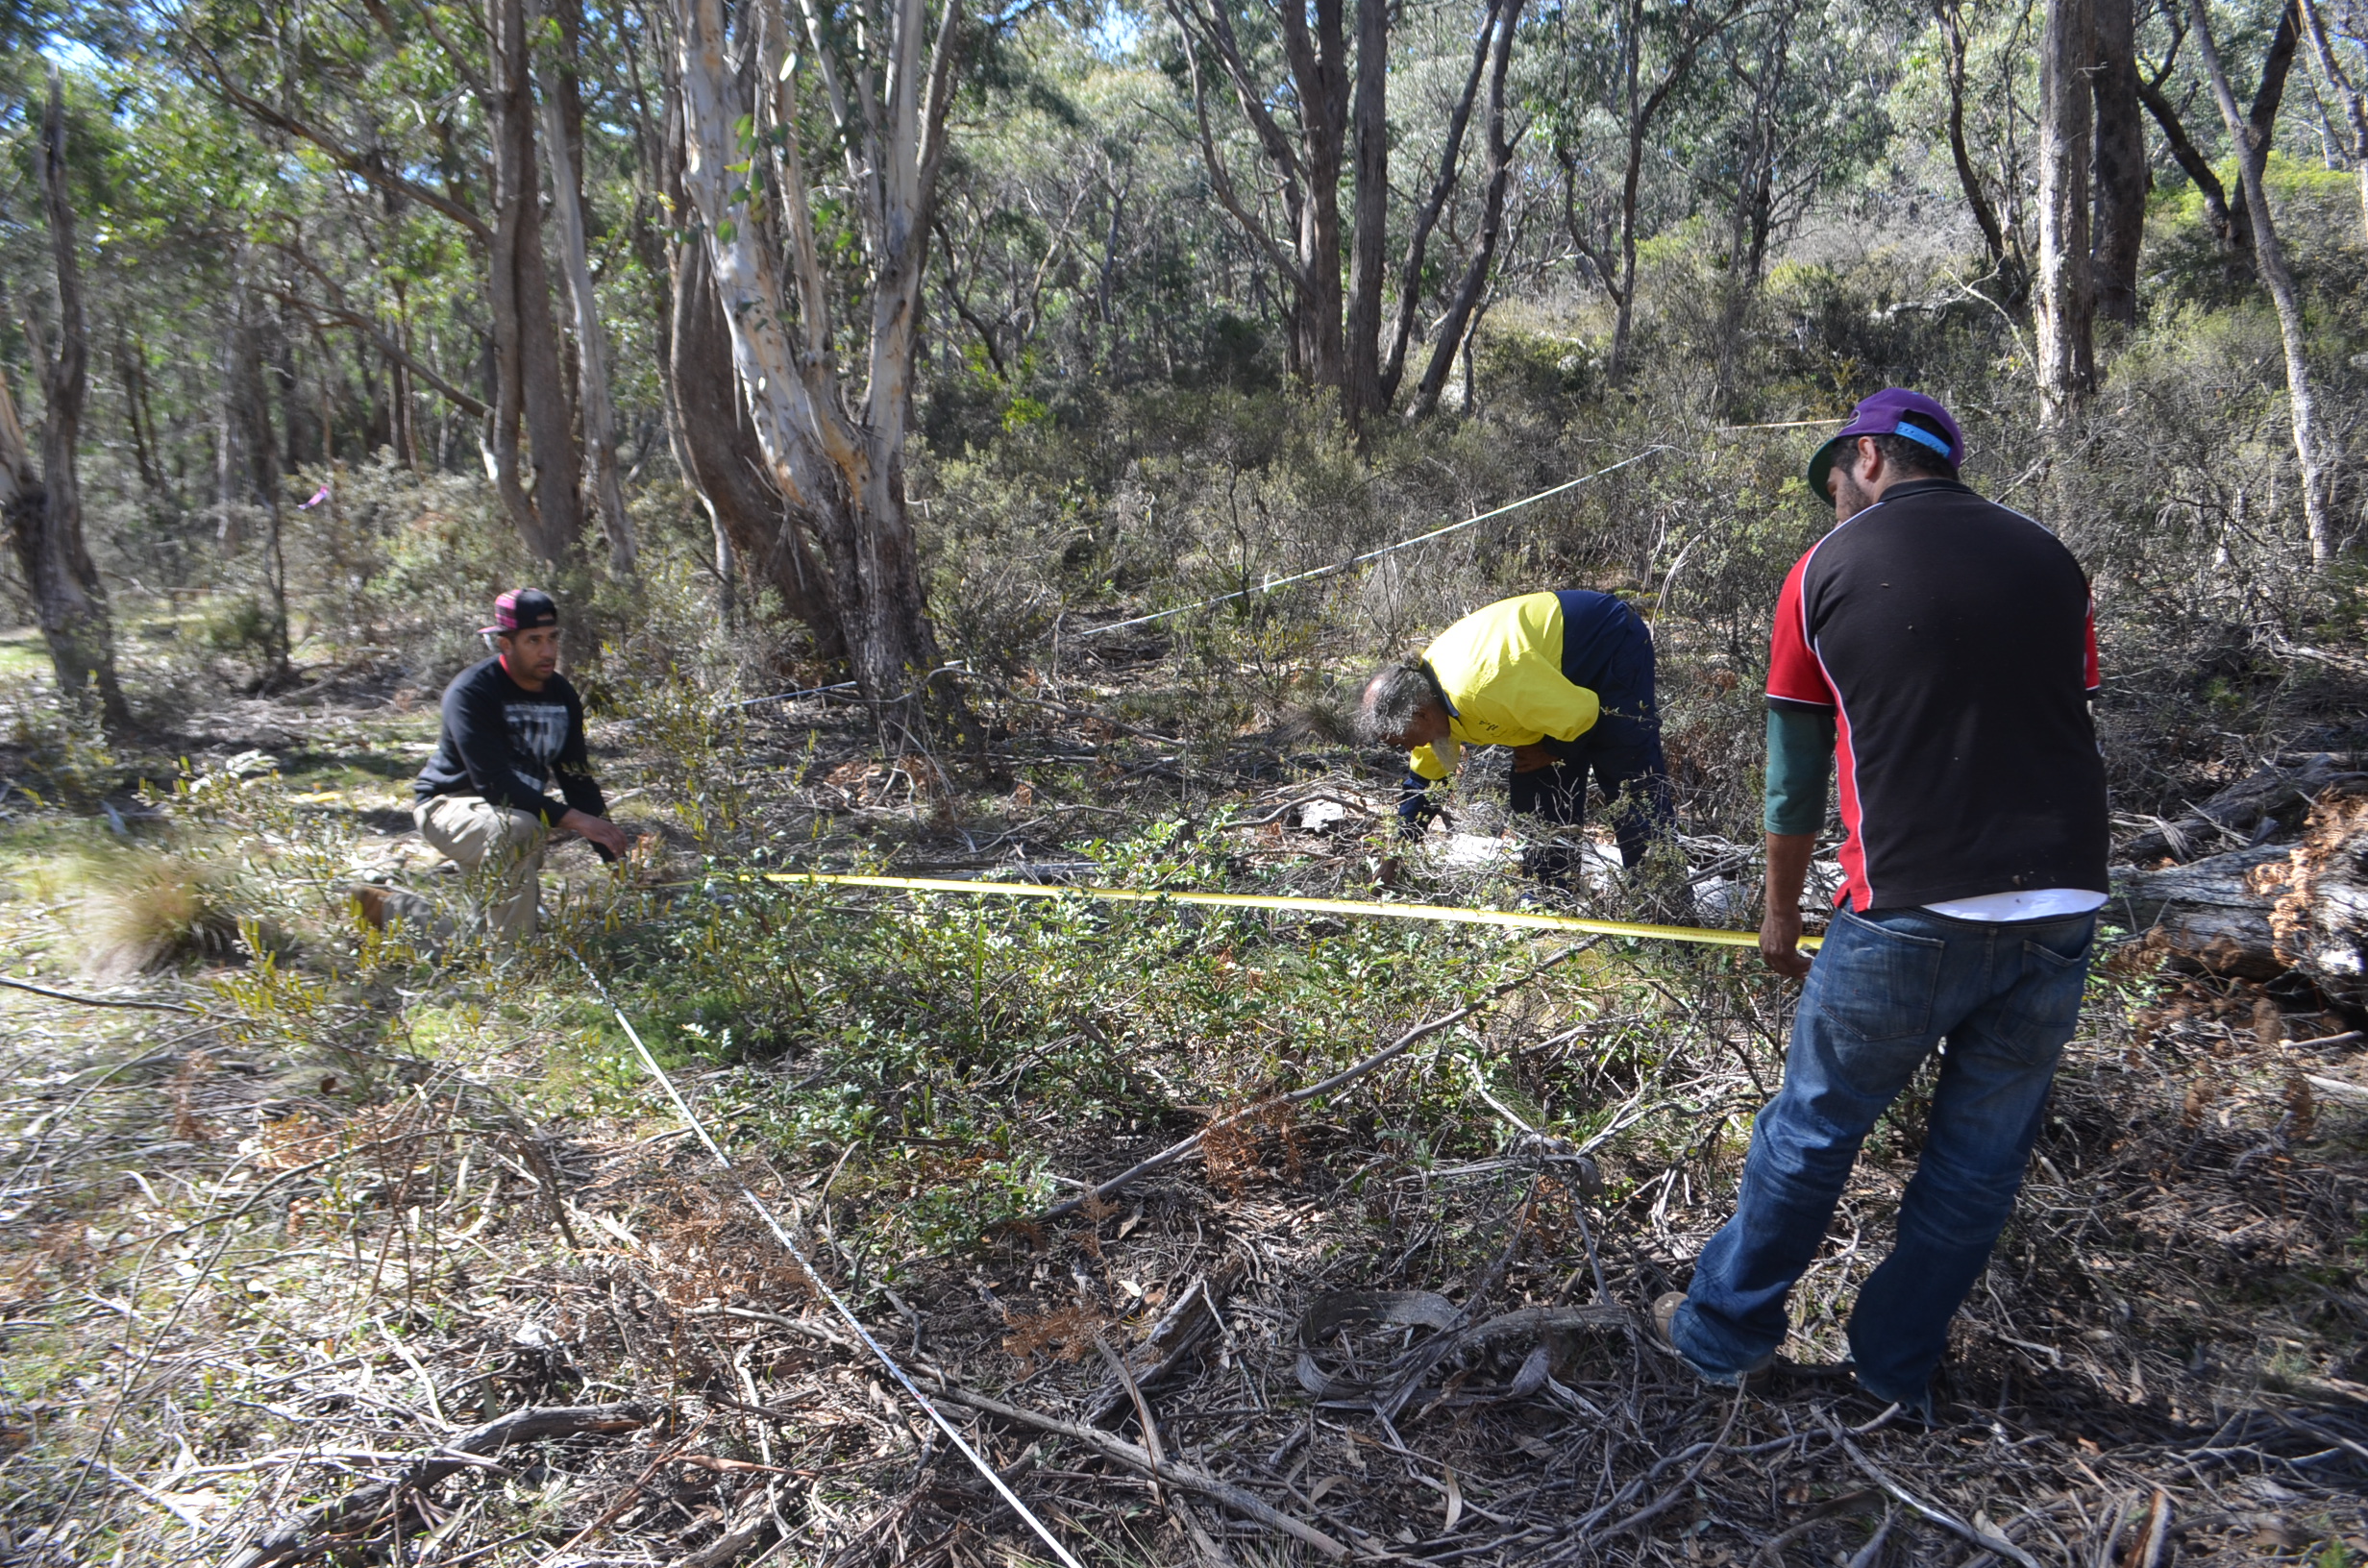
[
  {"left": 2191, "top": 0, "right": 2335, "bottom": 565},
  {"left": 0, "top": 73, "right": 129, "bottom": 729},
  {"left": 487, "top": 0, "right": 586, "bottom": 571},
  {"left": 2090, "top": 0, "right": 2146, "bottom": 326},
  {"left": 1560, "top": 0, "right": 1741, "bottom": 380},
  {"left": 535, "top": 0, "right": 637, "bottom": 578},
  {"left": 1340, "top": 0, "right": 1390, "bottom": 418},
  {"left": 669, "top": 234, "right": 845, "bottom": 656},
  {"left": 2035, "top": 0, "right": 2096, "bottom": 423},
  {"left": 1380, "top": 0, "right": 1501, "bottom": 405},
  {"left": 673, "top": 0, "right": 956, "bottom": 738}
]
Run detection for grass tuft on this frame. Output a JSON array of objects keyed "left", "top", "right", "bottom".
[{"left": 64, "top": 845, "right": 242, "bottom": 976}]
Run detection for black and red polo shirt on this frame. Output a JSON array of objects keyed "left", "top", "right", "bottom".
[{"left": 1767, "top": 478, "right": 2108, "bottom": 912}]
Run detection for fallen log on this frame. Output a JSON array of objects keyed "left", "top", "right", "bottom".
[
  {"left": 2114, "top": 843, "right": 2291, "bottom": 979},
  {"left": 2117, "top": 775, "right": 2368, "bottom": 998},
  {"left": 1083, "top": 1263, "right": 1242, "bottom": 1426},
  {"left": 2265, "top": 785, "right": 2368, "bottom": 1006},
  {"left": 221, "top": 1401, "right": 650, "bottom": 1568}
]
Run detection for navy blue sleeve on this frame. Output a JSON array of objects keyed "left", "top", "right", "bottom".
[
  {"left": 553, "top": 683, "right": 604, "bottom": 821},
  {"left": 444, "top": 670, "right": 571, "bottom": 825}
]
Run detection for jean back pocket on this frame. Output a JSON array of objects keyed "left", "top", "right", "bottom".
[{"left": 1809, "top": 909, "right": 1947, "bottom": 1043}]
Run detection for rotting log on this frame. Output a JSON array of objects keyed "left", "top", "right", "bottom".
[
  {"left": 2114, "top": 843, "right": 2290, "bottom": 979},
  {"left": 2117, "top": 775, "right": 2368, "bottom": 996},
  {"left": 222, "top": 1401, "right": 650, "bottom": 1568},
  {"left": 2264, "top": 784, "right": 2368, "bottom": 1005}
]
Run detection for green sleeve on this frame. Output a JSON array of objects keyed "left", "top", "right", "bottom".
[{"left": 1764, "top": 706, "right": 1836, "bottom": 836}]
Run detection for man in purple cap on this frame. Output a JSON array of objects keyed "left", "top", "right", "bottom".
[
  {"left": 1652, "top": 389, "right": 2108, "bottom": 1416},
  {"left": 408, "top": 589, "right": 629, "bottom": 943}
]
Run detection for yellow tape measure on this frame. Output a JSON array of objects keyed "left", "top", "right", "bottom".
[{"left": 755, "top": 870, "right": 1819, "bottom": 950}]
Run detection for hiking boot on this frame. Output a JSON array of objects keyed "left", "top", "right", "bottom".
[{"left": 1650, "top": 1290, "right": 1773, "bottom": 1390}]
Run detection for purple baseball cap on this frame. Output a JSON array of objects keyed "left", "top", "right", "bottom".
[
  {"left": 1806, "top": 388, "right": 1965, "bottom": 498},
  {"left": 480, "top": 587, "right": 559, "bottom": 636}
]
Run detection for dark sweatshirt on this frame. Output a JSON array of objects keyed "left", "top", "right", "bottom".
[{"left": 412, "top": 656, "right": 604, "bottom": 827}]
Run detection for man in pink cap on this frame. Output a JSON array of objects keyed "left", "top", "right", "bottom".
[
  {"left": 409, "top": 589, "right": 629, "bottom": 943},
  {"left": 1653, "top": 389, "right": 2108, "bottom": 1417}
]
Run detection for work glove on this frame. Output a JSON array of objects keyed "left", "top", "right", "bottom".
[{"left": 1396, "top": 772, "right": 1442, "bottom": 839}]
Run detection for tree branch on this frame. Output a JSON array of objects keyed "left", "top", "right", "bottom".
[{"left": 194, "top": 47, "right": 491, "bottom": 244}]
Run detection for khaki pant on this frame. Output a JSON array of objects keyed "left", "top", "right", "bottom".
[{"left": 414, "top": 794, "right": 548, "bottom": 943}]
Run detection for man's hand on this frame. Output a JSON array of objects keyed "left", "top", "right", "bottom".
[
  {"left": 560, "top": 808, "right": 631, "bottom": 861},
  {"left": 1760, "top": 904, "right": 1812, "bottom": 978},
  {"left": 1510, "top": 744, "right": 1561, "bottom": 773},
  {"left": 1760, "top": 831, "right": 1816, "bottom": 979}
]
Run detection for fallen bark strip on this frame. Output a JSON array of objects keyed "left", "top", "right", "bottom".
[
  {"left": 1034, "top": 939, "right": 1597, "bottom": 1223},
  {"left": 221, "top": 1402, "right": 651, "bottom": 1568},
  {"left": 1084, "top": 1265, "right": 1242, "bottom": 1425},
  {"left": 927, "top": 1379, "right": 1350, "bottom": 1558}
]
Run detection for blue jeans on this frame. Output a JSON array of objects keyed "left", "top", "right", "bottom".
[
  {"left": 1669, "top": 905, "right": 2095, "bottom": 1408},
  {"left": 1510, "top": 592, "right": 1675, "bottom": 869}
]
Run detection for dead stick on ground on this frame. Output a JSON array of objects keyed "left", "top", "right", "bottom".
[
  {"left": 1591, "top": 1387, "right": 1746, "bottom": 1542},
  {"left": 0, "top": 974, "right": 200, "bottom": 1012},
  {"left": 1821, "top": 1414, "right": 2039, "bottom": 1568},
  {"left": 928, "top": 1381, "right": 1349, "bottom": 1558},
  {"left": 1034, "top": 939, "right": 1599, "bottom": 1223}
]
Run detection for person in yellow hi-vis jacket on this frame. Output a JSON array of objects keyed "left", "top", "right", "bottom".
[{"left": 1355, "top": 590, "right": 1677, "bottom": 879}]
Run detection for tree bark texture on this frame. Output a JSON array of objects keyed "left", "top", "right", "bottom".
[
  {"left": 669, "top": 236, "right": 844, "bottom": 655},
  {"left": 535, "top": 0, "right": 638, "bottom": 578},
  {"left": 1341, "top": 0, "right": 1391, "bottom": 419},
  {"left": 673, "top": 0, "right": 952, "bottom": 735},
  {"left": 2035, "top": 0, "right": 2096, "bottom": 422},
  {"left": 1, "top": 74, "right": 129, "bottom": 729},
  {"left": 487, "top": 0, "right": 586, "bottom": 571},
  {"left": 2190, "top": 0, "right": 2335, "bottom": 564},
  {"left": 2090, "top": 0, "right": 2146, "bottom": 326}
]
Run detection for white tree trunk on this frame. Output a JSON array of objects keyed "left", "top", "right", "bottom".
[{"left": 672, "top": 0, "right": 952, "bottom": 728}]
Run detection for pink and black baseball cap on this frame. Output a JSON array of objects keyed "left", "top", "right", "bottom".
[
  {"left": 481, "top": 587, "right": 559, "bottom": 637},
  {"left": 1806, "top": 388, "right": 1965, "bottom": 498}
]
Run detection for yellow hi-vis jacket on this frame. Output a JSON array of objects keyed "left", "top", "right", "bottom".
[{"left": 1407, "top": 592, "right": 1601, "bottom": 781}]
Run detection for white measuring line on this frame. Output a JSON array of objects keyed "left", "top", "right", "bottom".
[
  {"left": 563, "top": 949, "right": 1090, "bottom": 1568},
  {"left": 1072, "top": 443, "right": 1670, "bottom": 638},
  {"left": 728, "top": 442, "right": 1670, "bottom": 709}
]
